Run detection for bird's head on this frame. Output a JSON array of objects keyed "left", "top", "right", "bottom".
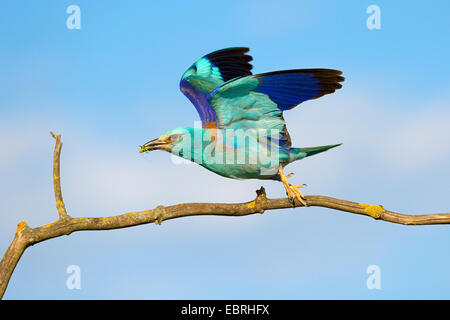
[{"left": 139, "top": 127, "right": 194, "bottom": 155}]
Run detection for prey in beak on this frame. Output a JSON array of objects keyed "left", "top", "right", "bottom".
[{"left": 139, "top": 137, "right": 171, "bottom": 153}]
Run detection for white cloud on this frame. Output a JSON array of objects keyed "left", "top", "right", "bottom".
[
  {"left": 285, "top": 92, "right": 450, "bottom": 170},
  {"left": 380, "top": 108, "right": 450, "bottom": 168}
]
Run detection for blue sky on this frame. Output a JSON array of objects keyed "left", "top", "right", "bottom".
[{"left": 1, "top": 0, "right": 450, "bottom": 299}]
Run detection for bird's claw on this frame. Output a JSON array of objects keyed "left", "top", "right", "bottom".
[
  {"left": 289, "top": 184, "right": 307, "bottom": 206},
  {"left": 278, "top": 167, "right": 308, "bottom": 206}
]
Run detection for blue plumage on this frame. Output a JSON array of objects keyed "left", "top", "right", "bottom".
[
  {"left": 179, "top": 79, "right": 217, "bottom": 125},
  {"left": 141, "top": 48, "right": 345, "bottom": 204},
  {"left": 254, "top": 70, "right": 343, "bottom": 111},
  {"left": 179, "top": 47, "right": 253, "bottom": 127}
]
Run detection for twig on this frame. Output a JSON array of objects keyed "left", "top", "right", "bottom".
[{"left": 50, "top": 131, "right": 70, "bottom": 220}]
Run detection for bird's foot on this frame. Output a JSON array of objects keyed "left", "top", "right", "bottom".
[
  {"left": 278, "top": 167, "right": 308, "bottom": 206},
  {"left": 290, "top": 184, "right": 307, "bottom": 206}
]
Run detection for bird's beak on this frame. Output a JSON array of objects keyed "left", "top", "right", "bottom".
[{"left": 139, "top": 138, "right": 169, "bottom": 153}]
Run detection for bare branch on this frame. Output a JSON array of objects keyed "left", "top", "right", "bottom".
[
  {"left": 1, "top": 132, "right": 450, "bottom": 299},
  {"left": 49, "top": 131, "right": 70, "bottom": 220}
]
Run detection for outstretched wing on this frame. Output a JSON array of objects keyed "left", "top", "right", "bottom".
[
  {"left": 180, "top": 47, "right": 253, "bottom": 128},
  {"left": 207, "top": 69, "right": 344, "bottom": 148}
]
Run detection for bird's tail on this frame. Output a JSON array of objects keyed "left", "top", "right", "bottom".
[{"left": 290, "top": 143, "right": 342, "bottom": 160}]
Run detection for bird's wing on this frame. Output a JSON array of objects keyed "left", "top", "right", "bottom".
[
  {"left": 207, "top": 69, "right": 344, "bottom": 148},
  {"left": 179, "top": 47, "right": 253, "bottom": 128}
]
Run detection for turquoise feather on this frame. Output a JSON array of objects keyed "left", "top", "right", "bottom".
[{"left": 141, "top": 48, "right": 345, "bottom": 181}]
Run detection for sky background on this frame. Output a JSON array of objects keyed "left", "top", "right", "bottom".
[{"left": 1, "top": 0, "right": 450, "bottom": 299}]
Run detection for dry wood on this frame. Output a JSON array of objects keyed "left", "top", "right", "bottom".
[{"left": 1, "top": 132, "right": 449, "bottom": 299}]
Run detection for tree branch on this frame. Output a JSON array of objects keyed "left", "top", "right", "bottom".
[
  {"left": 1, "top": 133, "right": 450, "bottom": 299},
  {"left": 49, "top": 131, "right": 70, "bottom": 220}
]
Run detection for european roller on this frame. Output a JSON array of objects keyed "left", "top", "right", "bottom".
[{"left": 140, "top": 48, "right": 344, "bottom": 205}]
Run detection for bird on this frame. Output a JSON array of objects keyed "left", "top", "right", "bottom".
[{"left": 139, "top": 47, "right": 344, "bottom": 205}]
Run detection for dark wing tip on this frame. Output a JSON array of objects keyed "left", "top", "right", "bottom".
[
  {"left": 206, "top": 47, "right": 251, "bottom": 58},
  {"left": 304, "top": 69, "right": 345, "bottom": 98},
  {"left": 205, "top": 47, "right": 253, "bottom": 82}
]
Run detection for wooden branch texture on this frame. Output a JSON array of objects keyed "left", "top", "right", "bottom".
[{"left": 1, "top": 133, "right": 450, "bottom": 299}]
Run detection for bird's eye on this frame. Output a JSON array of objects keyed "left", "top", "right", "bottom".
[
  {"left": 170, "top": 134, "right": 181, "bottom": 141},
  {"left": 193, "top": 65, "right": 197, "bottom": 72}
]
